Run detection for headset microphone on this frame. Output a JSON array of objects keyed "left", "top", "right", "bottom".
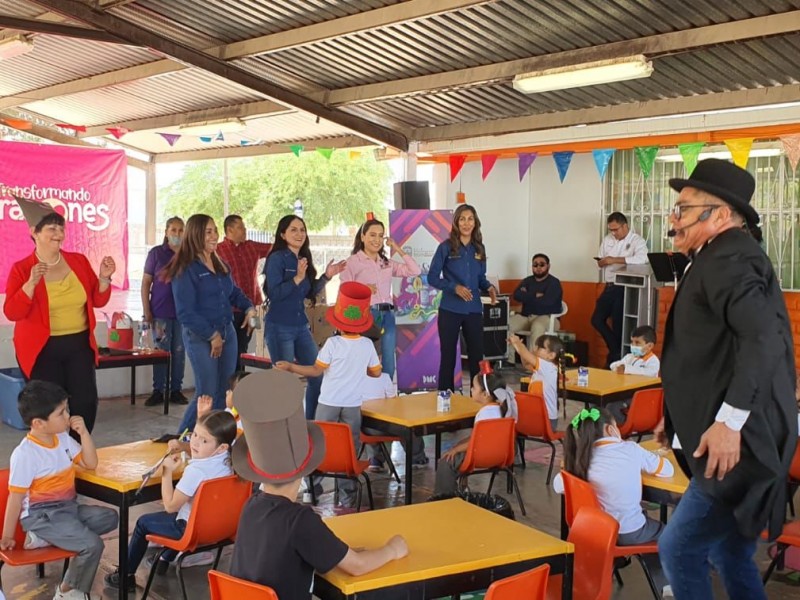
[{"left": 667, "top": 208, "right": 713, "bottom": 238}]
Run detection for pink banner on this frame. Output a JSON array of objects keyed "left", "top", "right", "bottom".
[{"left": 0, "top": 141, "right": 128, "bottom": 290}]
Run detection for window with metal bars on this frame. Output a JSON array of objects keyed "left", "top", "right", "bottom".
[{"left": 603, "top": 147, "right": 800, "bottom": 290}]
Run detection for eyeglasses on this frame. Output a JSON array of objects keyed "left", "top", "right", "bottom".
[
  {"left": 532, "top": 262, "right": 548, "bottom": 267},
  {"left": 671, "top": 203, "right": 719, "bottom": 220},
  {"left": 607, "top": 225, "right": 622, "bottom": 233}
]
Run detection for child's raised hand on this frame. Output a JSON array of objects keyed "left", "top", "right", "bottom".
[
  {"left": 387, "top": 535, "right": 409, "bottom": 559},
  {"left": 167, "top": 439, "right": 182, "bottom": 453},
  {"left": 69, "top": 416, "right": 87, "bottom": 437},
  {"left": 162, "top": 454, "right": 181, "bottom": 474},
  {"left": 507, "top": 334, "right": 521, "bottom": 347},
  {"left": 275, "top": 361, "right": 293, "bottom": 372},
  {"left": 197, "top": 395, "right": 213, "bottom": 418}
]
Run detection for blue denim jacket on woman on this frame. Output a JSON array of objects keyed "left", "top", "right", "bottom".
[
  {"left": 171, "top": 260, "right": 252, "bottom": 341},
  {"left": 428, "top": 240, "right": 491, "bottom": 314},
  {"left": 263, "top": 249, "right": 327, "bottom": 327}
]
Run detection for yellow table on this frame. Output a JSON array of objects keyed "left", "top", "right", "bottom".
[
  {"left": 565, "top": 367, "right": 661, "bottom": 407},
  {"left": 639, "top": 440, "right": 690, "bottom": 495},
  {"left": 315, "top": 498, "right": 574, "bottom": 600},
  {"left": 361, "top": 392, "right": 479, "bottom": 504},
  {"left": 76, "top": 440, "right": 183, "bottom": 600}
]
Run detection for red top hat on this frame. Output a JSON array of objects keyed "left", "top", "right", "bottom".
[
  {"left": 326, "top": 281, "right": 374, "bottom": 334},
  {"left": 479, "top": 360, "right": 494, "bottom": 376}
]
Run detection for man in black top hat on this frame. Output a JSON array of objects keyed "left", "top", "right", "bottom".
[{"left": 657, "top": 158, "right": 797, "bottom": 600}]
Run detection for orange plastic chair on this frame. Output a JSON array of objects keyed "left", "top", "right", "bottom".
[
  {"left": 208, "top": 570, "right": 279, "bottom": 599},
  {"left": 311, "top": 421, "right": 374, "bottom": 511},
  {"left": 763, "top": 520, "right": 800, "bottom": 584},
  {"left": 485, "top": 563, "right": 550, "bottom": 599},
  {"left": 357, "top": 432, "right": 402, "bottom": 483},
  {"left": 142, "top": 474, "right": 252, "bottom": 600},
  {"left": 0, "top": 469, "right": 76, "bottom": 591},
  {"left": 458, "top": 418, "right": 526, "bottom": 516},
  {"left": 546, "top": 507, "right": 618, "bottom": 600},
  {"left": 560, "top": 471, "right": 660, "bottom": 599},
  {"left": 617, "top": 388, "right": 663, "bottom": 442},
  {"left": 515, "top": 391, "right": 565, "bottom": 484}
]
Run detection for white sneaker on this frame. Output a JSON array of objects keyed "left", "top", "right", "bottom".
[
  {"left": 24, "top": 530, "right": 51, "bottom": 550},
  {"left": 53, "top": 584, "right": 91, "bottom": 599},
  {"left": 662, "top": 585, "right": 674, "bottom": 597},
  {"left": 178, "top": 551, "right": 215, "bottom": 568}
]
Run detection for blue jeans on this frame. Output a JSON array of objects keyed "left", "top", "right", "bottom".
[
  {"left": 152, "top": 318, "right": 185, "bottom": 393},
  {"left": 371, "top": 307, "right": 396, "bottom": 379},
  {"left": 265, "top": 322, "right": 321, "bottom": 420},
  {"left": 658, "top": 478, "right": 766, "bottom": 600},
  {"left": 128, "top": 511, "right": 186, "bottom": 572},
  {"left": 178, "top": 321, "right": 238, "bottom": 433}
]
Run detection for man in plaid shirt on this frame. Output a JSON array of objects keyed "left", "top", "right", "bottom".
[{"left": 216, "top": 215, "right": 272, "bottom": 368}]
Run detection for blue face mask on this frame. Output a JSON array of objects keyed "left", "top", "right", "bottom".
[
  {"left": 630, "top": 345, "right": 645, "bottom": 357},
  {"left": 168, "top": 235, "right": 182, "bottom": 246}
]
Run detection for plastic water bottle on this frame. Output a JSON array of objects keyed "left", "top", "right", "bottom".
[
  {"left": 138, "top": 317, "right": 152, "bottom": 353},
  {"left": 577, "top": 367, "right": 589, "bottom": 387},
  {"left": 437, "top": 390, "right": 452, "bottom": 412}
]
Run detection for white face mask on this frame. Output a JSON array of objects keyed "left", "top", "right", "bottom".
[
  {"left": 168, "top": 235, "right": 182, "bottom": 246},
  {"left": 630, "top": 345, "right": 645, "bottom": 357}
]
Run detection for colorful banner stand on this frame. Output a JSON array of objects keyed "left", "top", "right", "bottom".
[
  {"left": 725, "top": 138, "right": 753, "bottom": 169},
  {"left": 678, "top": 142, "right": 705, "bottom": 175},
  {"left": 592, "top": 149, "right": 615, "bottom": 180},
  {"left": 390, "top": 209, "right": 460, "bottom": 392},
  {"left": 553, "top": 151, "right": 574, "bottom": 183},
  {"left": 780, "top": 135, "right": 800, "bottom": 172},
  {"left": 449, "top": 154, "right": 467, "bottom": 182},
  {"left": 634, "top": 146, "right": 659, "bottom": 179},
  {"left": 481, "top": 154, "right": 499, "bottom": 181},
  {"left": 517, "top": 152, "right": 537, "bottom": 181}
]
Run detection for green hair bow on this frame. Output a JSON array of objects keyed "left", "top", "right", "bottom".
[{"left": 571, "top": 407, "right": 600, "bottom": 429}]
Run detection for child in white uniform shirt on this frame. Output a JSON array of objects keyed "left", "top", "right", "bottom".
[
  {"left": 608, "top": 326, "right": 660, "bottom": 424},
  {"left": 509, "top": 333, "right": 562, "bottom": 430},
  {"left": 106, "top": 410, "right": 237, "bottom": 590}
]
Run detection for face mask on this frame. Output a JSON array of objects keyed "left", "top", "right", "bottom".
[
  {"left": 630, "top": 345, "right": 645, "bottom": 357},
  {"left": 168, "top": 235, "right": 182, "bottom": 246}
]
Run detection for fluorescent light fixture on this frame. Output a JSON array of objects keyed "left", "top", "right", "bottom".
[
  {"left": 513, "top": 55, "right": 653, "bottom": 94},
  {"left": 0, "top": 35, "right": 34, "bottom": 61},
  {"left": 178, "top": 118, "right": 246, "bottom": 135}
]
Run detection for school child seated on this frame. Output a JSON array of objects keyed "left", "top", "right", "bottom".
[
  {"left": 1, "top": 381, "right": 118, "bottom": 600},
  {"left": 434, "top": 369, "right": 517, "bottom": 496},
  {"left": 553, "top": 407, "right": 674, "bottom": 594},
  {"left": 230, "top": 370, "right": 408, "bottom": 600},
  {"left": 608, "top": 325, "right": 660, "bottom": 423},
  {"left": 508, "top": 333, "right": 561, "bottom": 430},
  {"left": 276, "top": 281, "right": 381, "bottom": 508},
  {"left": 105, "top": 410, "right": 237, "bottom": 590}
]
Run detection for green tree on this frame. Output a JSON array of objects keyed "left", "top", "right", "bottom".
[{"left": 161, "top": 150, "right": 392, "bottom": 231}]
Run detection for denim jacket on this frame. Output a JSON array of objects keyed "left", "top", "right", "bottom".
[
  {"left": 263, "top": 249, "right": 327, "bottom": 327},
  {"left": 428, "top": 240, "right": 491, "bottom": 314},
  {"left": 171, "top": 260, "right": 252, "bottom": 341}
]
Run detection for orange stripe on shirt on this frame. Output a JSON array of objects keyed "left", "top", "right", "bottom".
[
  {"left": 315, "top": 360, "right": 330, "bottom": 369},
  {"left": 367, "top": 365, "right": 382, "bottom": 375},
  {"left": 27, "top": 466, "right": 77, "bottom": 505},
  {"left": 654, "top": 456, "right": 665, "bottom": 475}
]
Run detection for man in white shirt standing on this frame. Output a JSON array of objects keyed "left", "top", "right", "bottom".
[{"left": 591, "top": 212, "right": 648, "bottom": 366}]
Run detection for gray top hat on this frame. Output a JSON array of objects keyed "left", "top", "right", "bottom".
[{"left": 13, "top": 195, "right": 57, "bottom": 228}]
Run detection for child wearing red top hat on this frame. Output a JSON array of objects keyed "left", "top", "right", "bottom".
[
  {"left": 433, "top": 362, "right": 517, "bottom": 496},
  {"left": 276, "top": 281, "right": 382, "bottom": 508}
]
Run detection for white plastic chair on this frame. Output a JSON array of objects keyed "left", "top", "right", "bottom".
[{"left": 546, "top": 301, "right": 568, "bottom": 334}]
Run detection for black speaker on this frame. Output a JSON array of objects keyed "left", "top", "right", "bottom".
[{"left": 394, "top": 181, "right": 430, "bottom": 209}]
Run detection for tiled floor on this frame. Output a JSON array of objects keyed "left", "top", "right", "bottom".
[{"left": 0, "top": 379, "right": 797, "bottom": 599}]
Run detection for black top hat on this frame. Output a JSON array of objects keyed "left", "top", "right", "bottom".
[{"left": 669, "top": 159, "right": 758, "bottom": 226}]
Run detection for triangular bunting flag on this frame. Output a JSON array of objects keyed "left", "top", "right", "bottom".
[
  {"left": 158, "top": 132, "right": 181, "bottom": 147},
  {"left": 216, "top": 132, "right": 225, "bottom": 142},
  {"left": 2, "top": 118, "right": 32, "bottom": 130},
  {"left": 780, "top": 135, "right": 800, "bottom": 171},
  {"left": 56, "top": 123, "right": 87, "bottom": 133},
  {"left": 553, "top": 151, "right": 574, "bottom": 183},
  {"left": 317, "top": 148, "right": 334, "bottom": 160},
  {"left": 592, "top": 149, "right": 615, "bottom": 180},
  {"left": 105, "top": 126, "right": 130, "bottom": 140},
  {"left": 634, "top": 146, "right": 659, "bottom": 179},
  {"left": 517, "top": 152, "right": 537, "bottom": 181},
  {"left": 199, "top": 136, "right": 213, "bottom": 143},
  {"left": 724, "top": 138, "right": 753, "bottom": 169},
  {"left": 240, "top": 140, "right": 251, "bottom": 146},
  {"left": 289, "top": 144, "right": 304, "bottom": 157},
  {"left": 449, "top": 154, "right": 467, "bottom": 182},
  {"left": 678, "top": 142, "right": 705, "bottom": 175},
  {"left": 481, "top": 154, "right": 499, "bottom": 181},
  {"left": 348, "top": 151, "right": 362, "bottom": 160}
]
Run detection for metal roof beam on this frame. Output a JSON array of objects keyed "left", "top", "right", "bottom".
[
  {"left": 412, "top": 84, "right": 800, "bottom": 142},
  {"left": 80, "top": 100, "right": 292, "bottom": 137},
  {"left": 153, "top": 135, "right": 369, "bottom": 163},
  {"left": 0, "top": 15, "right": 126, "bottom": 44},
  {"left": 27, "top": 0, "right": 408, "bottom": 150},
  {"left": 321, "top": 10, "right": 800, "bottom": 106}
]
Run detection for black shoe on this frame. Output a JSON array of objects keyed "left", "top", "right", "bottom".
[
  {"left": 146, "top": 554, "right": 170, "bottom": 575},
  {"left": 144, "top": 390, "right": 164, "bottom": 407},
  {"left": 104, "top": 569, "right": 136, "bottom": 591},
  {"left": 170, "top": 390, "right": 189, "bottom": 405}
]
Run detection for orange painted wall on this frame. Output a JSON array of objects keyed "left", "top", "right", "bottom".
[{"left": 501, "top": 281, "right": 800, "bottom": 368}]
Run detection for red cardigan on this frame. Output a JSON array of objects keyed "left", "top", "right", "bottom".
[{"left": 3, "top": 251, "right": 111, "bottom": 378}]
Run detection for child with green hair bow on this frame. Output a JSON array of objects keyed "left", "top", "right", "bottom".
[{"left": 554, "top": 406, "right": 676, "bottom": 595}]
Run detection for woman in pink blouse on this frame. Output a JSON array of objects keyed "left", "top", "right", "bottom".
[{"left": 341, "top": 217, "right": 420, "bottom": 379}]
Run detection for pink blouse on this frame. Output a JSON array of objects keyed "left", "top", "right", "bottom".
[{"left": 341, "top": 250, "right": 421, "bottom": 305}]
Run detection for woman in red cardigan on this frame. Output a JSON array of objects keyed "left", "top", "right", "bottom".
[{"left": 3, "top": 197, "right": 116, "bottom": 432}]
